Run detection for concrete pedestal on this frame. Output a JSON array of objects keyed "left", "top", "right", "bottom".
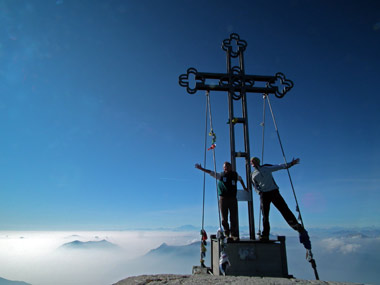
[{"left": 211, "top": 236, "right": 291, "bottom": 277}]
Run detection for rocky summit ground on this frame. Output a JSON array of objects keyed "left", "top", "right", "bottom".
[{"left": 113, "top": 274, "right": 361, "bottom": 285}]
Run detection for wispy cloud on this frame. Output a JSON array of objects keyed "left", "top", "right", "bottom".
[{"left": 321, "top": 237, "right": 361, "bottom": 254}]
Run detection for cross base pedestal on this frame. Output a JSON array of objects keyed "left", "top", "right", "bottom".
[{"left": 211, "top": 235, "right": 292, "bottom": 278}]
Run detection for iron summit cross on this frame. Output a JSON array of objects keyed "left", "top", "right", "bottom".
[{"left": 179, "top": 33, "right": 294, "bottom": 240}]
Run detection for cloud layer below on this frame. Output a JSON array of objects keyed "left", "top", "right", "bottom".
[{"left": 0, "top": 229, "right": 379, "bottom": 285}]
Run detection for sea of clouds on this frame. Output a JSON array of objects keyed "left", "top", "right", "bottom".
[
  {"left": 0, "top": 228, "right": 379, "bottom": 285},
  {"left": 0, "top": 230, "right": 199, "bottom": 285}
]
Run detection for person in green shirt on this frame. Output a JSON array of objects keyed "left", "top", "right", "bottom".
[{"left": 195, "top": 162, "right": 248, "bottom": 240}]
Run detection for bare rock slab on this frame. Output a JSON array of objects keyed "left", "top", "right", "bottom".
[{"left": 113, "top": 274, "right": 362, "bottom": 285}]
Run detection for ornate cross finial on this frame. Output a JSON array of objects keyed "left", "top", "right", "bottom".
[
  {"left": 179, "top": 68, "right": 203, "bottom": 94},
  {"left": 270, "top": 73, "right": 294, "bottom": 98},
  {"left": 222, "top": 33, "right": 247, "bottom": 58}
]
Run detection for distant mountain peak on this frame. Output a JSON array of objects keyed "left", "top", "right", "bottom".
[
  {"left": 58, "top": 239, "right": 119, "bottom": 250},
  {"left": 0, "top": 277, "right": 31, "bottom": 285},
  {"left": 146, "top": 241, "right": 201, "bottom": 257}
]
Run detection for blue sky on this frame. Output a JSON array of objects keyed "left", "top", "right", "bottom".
[{"left": 0, "top": 0, "right": 379, "bottom": 230}]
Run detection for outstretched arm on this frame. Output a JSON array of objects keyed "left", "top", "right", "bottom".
[
  {"left": 287, "top": 158, "right": 300, "bottom": 169},
  {"left": 196, "top": 164, "right": 221, "bottom": 179},
  {"left": 195, "top": 163, "right": 211, "bottom": 174}
]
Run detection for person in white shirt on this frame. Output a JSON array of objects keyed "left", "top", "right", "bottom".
[{"left": 251, "top": 157, "right": 311, "bottom": 249}]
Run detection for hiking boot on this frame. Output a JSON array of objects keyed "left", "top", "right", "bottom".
[
  {"left": 299, "top": 230, "right": 311, "bottom": 250},
  {"left": 231, "top": 236, "right": 240, "bottom": 242},
  {"left": 259, "top": 235, "right": 269, "bottom": 241}
]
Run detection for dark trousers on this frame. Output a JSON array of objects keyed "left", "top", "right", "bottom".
[
  {"left": 219, "top": 196, "right": 238, "bottom": 237},
  {"left": 260, "top": 189, "right": 301, "bottom": 236}
]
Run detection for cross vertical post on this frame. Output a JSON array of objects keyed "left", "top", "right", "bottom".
[{"left": 223, "top": 35, "right": 255, "bottom": 239}]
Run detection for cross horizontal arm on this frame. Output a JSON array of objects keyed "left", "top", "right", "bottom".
[
  {"left": 179, "top": 67, "right": 293, "bottom": 98},
  {"left": 195, "top": 83, "right": 277, "bottom": 94},
  {"left": 196, "top": 72, "right": 277, "bottom": 83}
]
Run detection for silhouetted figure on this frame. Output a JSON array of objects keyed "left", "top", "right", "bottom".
[
  {"left": 250, "top": 157, "right": 311, "bottom": 249},
  {"left": 195, "top": 162, "right": 248, "bottom": 240}
]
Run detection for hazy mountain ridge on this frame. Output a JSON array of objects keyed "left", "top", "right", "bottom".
[
  {"left": 108, "top": 241, "right": 208, "bottom": 279},
  {"left": 0, "top": 277, "right": 31, "bottom": 285},
  {"left": 122, "top": 225, "right": 380, "bottom": 238},
  {"left": 58, "top": 239, "right": 119, "bottom": 250},
  {"left": 146, "top": 241, "right": 202, "bottom": 257},
  {"left": 330, "top": 229, "right": 380, "bottom": 238}
]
